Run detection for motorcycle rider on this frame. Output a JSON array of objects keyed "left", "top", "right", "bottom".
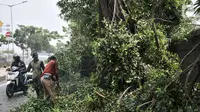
[{"left": 10, "top": 54, "right": 26, "bottom": 92}]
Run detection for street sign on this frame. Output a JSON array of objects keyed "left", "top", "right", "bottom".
[
  {"left": 5, "top": 32, "right": 11, "bottom": 37},
  {"left": 0, "top": 21, "right": 3, "bottom": 27},
  {"left": 6, "top": 24, "right": 10, "bottom": 27}
]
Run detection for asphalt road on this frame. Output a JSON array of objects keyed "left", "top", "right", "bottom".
[
  {"left": 0, "top": 80, "right": 36, "bottom": 112},
  {"left": 0, "top": 55, "right": 47, "bottom": 112}
]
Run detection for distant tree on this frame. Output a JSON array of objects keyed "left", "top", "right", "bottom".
[
  {"left": 13, "top": 25, "right": 61, "bottom": 53},
  {"left": 0, "top": 34, "right": 7, "bottom": 44}
]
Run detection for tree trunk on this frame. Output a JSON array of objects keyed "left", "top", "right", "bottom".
[
  {"left": 99, "top": 0, "right": 136, "bottom": 33},
  {"left": 99, "top": 0, "right": 125, "bottom": 23}
]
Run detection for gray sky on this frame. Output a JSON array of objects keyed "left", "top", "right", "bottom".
[
  {"left": 0, "top": 0, "right": 68, "bottom": 54},
  {"left": 0, "top": 0, "right": 198, "bottom": 35},
  {"left": 0, "top": 0, "right": 66, "bottom": 38},
  {"left": 0, "top": 0, "right": 198, "bottom": 47}
]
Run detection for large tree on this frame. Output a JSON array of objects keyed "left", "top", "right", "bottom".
[
  {"left": 13, "top": 25, "right": 60, "bottom": 53},
  {"left": 55, "top": 0, "right": 200, "bottom": 111}
]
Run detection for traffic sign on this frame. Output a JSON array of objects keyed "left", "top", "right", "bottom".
[
  {"left": 0, "top": 21, "right": 3, "bottom": 27},
  {"left": 5, "top": 32, "right": 11, "bottom": 37},
  {"left": 6, "top": 24, "right": 10, "bottom": 27}
]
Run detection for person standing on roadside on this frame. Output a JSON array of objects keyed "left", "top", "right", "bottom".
[
  {"left": 26, "top": 53, "right": 45, "bottom": 98},
  {"left": 40, "top": 56, "right": 59, "bottom": 105}
]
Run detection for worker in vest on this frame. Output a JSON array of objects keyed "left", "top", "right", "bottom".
[{"left": 26, "top": 53, "right": 45, "bottom": 98}]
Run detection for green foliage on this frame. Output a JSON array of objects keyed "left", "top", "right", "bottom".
[
  {"left": 13, "top": 25, "right": 61, "bottom": 53},
  {"left": 10, "top": 98, "right": 54, "bottom": 112},
  {"left": 57, "top": 0, "right": 98, "bottom": 38},
  {"left": 169, "top": 19, "right": 196, "bottom": 43},
  {"left": 12, "top": 0, "right": 200, "bottom": 112},
  {"left": 0, "top": 34, "right": 7, "bottom": 43},
  {"left": 54, "top": 0, "right": 200, "bottom": 111},
  {"left": 91, "top": 20, "right": 181, "bottom": 92},
  {"left": 57, "top": 0, "right": 98, "bottom": 78},
  {"left": 10, "top": 74, "right": 105, "bottom": 112},
  {"left": 126, "top": 0, "right": 191, "bottom": 22},
  {"left": 92, "top": 22, "right": 142, "bottom": 90},
  {"left": 55, "top": 34, "right": 92, "bottom": 79}
]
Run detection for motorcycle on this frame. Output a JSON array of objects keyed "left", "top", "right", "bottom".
[{"left": 6, "top": 66, "right": 33, "bottom": 98}]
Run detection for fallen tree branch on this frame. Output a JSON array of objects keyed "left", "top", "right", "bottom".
[
  {"left": 95, "top": 91, "right": 106, "bottom": 98},
  {"left": 164, "top": 40, "right": 200, "bottom": 91},
  {"left": 184, "top": 54, "right": 200, "bottom": 88},
  {"left": 164, "top": 58, "right": 198, "bottom": 91},
  {"left": 117, "top": 86, "right": 131, "bottom": 104},
  {"left": 137, "top": 100, "right": 155, "bottom": 109},
  {"left": 188, "top": 62, "right": 200, "bottom": 96},
  {"left": 154, "top": 18, "right": 174, "bottom": 23},
  {"left": 181, "top": 61, "right": 198, "bottom": 75},
  {"left": 180, "top": 41, "right": 200, "bottom": 65},
  {"left": 184, "top": 53, "right": 200, "bottom": 104},
  {"left": 112, "top": 0, "right": 117, "bottom": 24}
]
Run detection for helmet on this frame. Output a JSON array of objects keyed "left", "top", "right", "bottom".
[
  {"left": 13, "top": 54, "right": 20, "bottom": 61},
  {"left": 32, "top": 52, "right": 38, "bottom": 58}
]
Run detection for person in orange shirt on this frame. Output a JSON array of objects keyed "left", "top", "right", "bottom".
[{"left": 40, "top": 56, "right": 59, "bottom": 105}]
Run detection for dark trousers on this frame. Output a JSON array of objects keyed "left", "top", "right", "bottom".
[
  {"left": 17, "top": 72, "right": 25, "bottom": 88},
  {"left": 33, "top": 76, "right": 43, "bottom": 98}
]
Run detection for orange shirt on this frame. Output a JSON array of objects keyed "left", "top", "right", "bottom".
[{"left": 41, "top": 60, "right": 58, "bottom": 80}]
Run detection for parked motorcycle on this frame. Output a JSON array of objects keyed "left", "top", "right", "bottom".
[{"left": 6, "top": 66, "right": 33, "bottom": 98}]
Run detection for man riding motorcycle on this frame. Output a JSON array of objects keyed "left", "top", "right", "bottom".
[{"left": 10, "top": 54, "right": 27, "bottom": 92}]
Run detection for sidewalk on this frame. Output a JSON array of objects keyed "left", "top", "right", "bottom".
[{"left": 0, "top": 68, "right": 6, "bottom": 82}]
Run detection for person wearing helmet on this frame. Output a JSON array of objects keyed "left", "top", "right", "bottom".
[
  {"left": 11, "top": 54, "right": 26, "bottom": 92},
  {"left": 11, "top": 54, "right": 26, "bottom": 71},
  {"left": 26, "top": 52, "right": 45, "bottom": 98}
]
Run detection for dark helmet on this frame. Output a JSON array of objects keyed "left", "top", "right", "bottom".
[
  {"left": 13, "top": 54, "right": 20, "bottom": 61},
  {"left": 32, "top": 52, "right": 38, "bottom": 58}
]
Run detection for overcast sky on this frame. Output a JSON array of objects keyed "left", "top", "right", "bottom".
[
  {"left": 0, "top": 0, "right": 198, "bottom": 34},
  {"left": 0, "top": 0, "right": 66, "bottom": 35},
  {"left": 0, "top": 0, "right": 68, "bottom": 53},
  {"left": 0, "top": 0, "right": 199, "bottom": 47}
]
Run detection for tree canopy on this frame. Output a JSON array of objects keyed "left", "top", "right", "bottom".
[{"left": 13, "top": 25, "right": 61, "bottom": 53}]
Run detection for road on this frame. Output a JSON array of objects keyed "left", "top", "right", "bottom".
[
  {"left": 0, "top": 54, "right": 48, "bottom": 112},
  {"left": 0, "top": 81, "right": 29, "bottom": 112},
  {"left": 0, "top": 68, "right": 36, "bottom": 112}
]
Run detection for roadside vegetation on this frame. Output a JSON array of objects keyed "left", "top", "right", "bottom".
[{"left": 9, "top": 0, "right": 200, "bottom": 112}]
